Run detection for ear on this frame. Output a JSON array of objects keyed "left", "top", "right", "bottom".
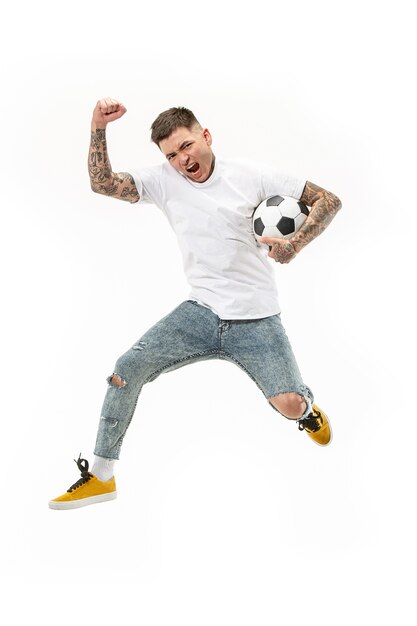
[{"left": 202, "top": 128, "right": 212, "bottom": 145}]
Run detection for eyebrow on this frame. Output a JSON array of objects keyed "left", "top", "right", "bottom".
[{"left": 165, "top": 139, "right": 193, "bottom": 159}]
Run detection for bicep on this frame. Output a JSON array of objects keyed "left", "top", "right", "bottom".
[
  {"left": 299, "top": 181, "right": 325, "bottom": 206},
  {"left": 108, "top": 172, "right": 140, "bottom": 203},
  {"left": 300, "top": 180, "right": 341, "bottom": 210}
]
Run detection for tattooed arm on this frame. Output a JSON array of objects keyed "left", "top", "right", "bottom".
[
  {"left": 260, "top": 181, "right": 342, "bottom": 263},
  {"left": 291, "top": 181, "right": 342, "bottom": 253},
  {"left": 88, "top": 98, "right": 140, "bottom": 203}
]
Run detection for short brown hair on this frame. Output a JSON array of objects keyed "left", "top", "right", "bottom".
[{"left": 150, "top": 107, "right": 201, "bottom": 146}]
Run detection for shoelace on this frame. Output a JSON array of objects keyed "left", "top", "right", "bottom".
[
  {"left": 67, "top": 454, "right": 93, "bottom": 493},
  {"left": 298, "top": 409, "right": 323, "bottom": 433}
]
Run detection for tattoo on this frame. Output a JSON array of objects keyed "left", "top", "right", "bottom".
[
  {"left": 270, "top": 240, "right": 297, "bottom": 264},
  {"left": 291, "top": 181, "right": 342, "bottom": 252},
  {"left": 88, "top": 129, "right": 139, "bottom": 202}
]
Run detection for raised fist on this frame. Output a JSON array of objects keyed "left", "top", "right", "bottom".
[{"left": 92, "top": 97, "right": 127, "bottom": 127}]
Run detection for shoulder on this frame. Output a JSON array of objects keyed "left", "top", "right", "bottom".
[
  {"left": 138, "top": 161, "right": 170, "bottom": 178},
  {"left": 216, "top": 157, "right": 267, "bottom": 182},
  {"left": 220, "top": 156, "right": 262, "bottom": 172},
  {"left": 219, "top": 157, "right": 294, "bottom": 182},
  {"left": 130, "top": 161, "right": 173, "bottom": 187}
]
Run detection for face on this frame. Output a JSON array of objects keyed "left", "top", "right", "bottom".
[{"left": 159, "top": 125, "right": 214, "bottom": 183}]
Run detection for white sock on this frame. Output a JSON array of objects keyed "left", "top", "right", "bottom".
[{"left": 92, "top": 455, "right": 116, "bottom": 481}]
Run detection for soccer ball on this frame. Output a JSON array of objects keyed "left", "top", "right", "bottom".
[{"left": 252, "top": 195, "right": 310, "bottom": 243}]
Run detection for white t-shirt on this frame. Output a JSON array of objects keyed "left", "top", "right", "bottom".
[{"left": 131, "top": 157, "right": 306, "bottom": 320}]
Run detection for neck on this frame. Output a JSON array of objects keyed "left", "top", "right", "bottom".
[{"left": 207, "top": 154, "right": 216, "bottom": 179}]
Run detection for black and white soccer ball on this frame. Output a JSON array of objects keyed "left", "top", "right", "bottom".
[{"left": 252, "top": 195, "right": 310, "bottom": 243}]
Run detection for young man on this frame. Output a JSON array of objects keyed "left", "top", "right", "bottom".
[{"left": 49, "top": 97, "right": 342, "bottom": 510}]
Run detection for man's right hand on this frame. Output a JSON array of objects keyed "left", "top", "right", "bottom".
[
  {"left": 89, "top": 97, "right": 139, "bottom": 203},
  {"left": 92, "top": 97, "right": 127, "bottom": 128}
]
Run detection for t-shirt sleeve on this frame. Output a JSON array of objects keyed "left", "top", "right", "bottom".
[
  {"left": 130, "top": 166, "right": 164, "bottom": 207},
  {"left": 257, "top": 162, "right": 306, "bottom": 201}
]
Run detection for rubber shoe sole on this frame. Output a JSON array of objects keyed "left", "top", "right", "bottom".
[{"left": 49, "top": 491, "right": 117, "bottom": 510}]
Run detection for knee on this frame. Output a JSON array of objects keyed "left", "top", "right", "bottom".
[
  {"left": 107, "top": 372, "right": 127, "bottom": 388},
  {"left": 269, "top": 392, "right": 306, "bottom": 419},
  {"left": 107, "top": 351, "right": 135, "bottom": 388}
]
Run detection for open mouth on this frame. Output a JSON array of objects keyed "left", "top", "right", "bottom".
[{"left": 186, "top": 162, "right": 200, "bottom": 174}]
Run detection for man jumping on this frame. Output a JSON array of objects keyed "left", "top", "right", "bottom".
[{"left": 49, "top": 97, "right": 342, "bottom": 510}]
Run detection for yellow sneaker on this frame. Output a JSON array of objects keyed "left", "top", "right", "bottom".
[
  {"left": 297, "top": 404, "right": 332, "bottom": 446},
  {"left": 49, "top": 455, "right": 117, "bottom": 510}
]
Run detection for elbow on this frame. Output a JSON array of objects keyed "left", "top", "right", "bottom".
[
  {"left": 330, "top": 191, "right": 342, "bottom": 212},
  {"left": 90, "top": 182, "right": 101, "bottom": 195},
  {"left": 90, "top": 181, "right": 107, "bottom": 196},
  {"left": 89, "top": 170, "right": 112, "bottom": 195}
]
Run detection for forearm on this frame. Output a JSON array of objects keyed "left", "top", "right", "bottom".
[
  {"left": 290, "top": 181, "right": 342, "bottom": 253},
  {"left": 88, "top": 123, "right": 114, "bottom": 194}
]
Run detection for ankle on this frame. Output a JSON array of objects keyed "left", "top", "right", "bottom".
[{"left": 92, "top": 455, "right": 116, "bottom": 481}]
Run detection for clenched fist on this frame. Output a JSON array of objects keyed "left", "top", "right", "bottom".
[{"left": 92, "top": 97, "right": 127, "bottom": 128}]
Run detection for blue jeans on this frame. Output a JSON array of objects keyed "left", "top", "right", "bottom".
[{"left": 94, "top": 300, "right": 314, "bottom": 459}]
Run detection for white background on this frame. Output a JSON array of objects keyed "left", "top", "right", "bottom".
[{"left": 1, "top": 0, "right": 416, "bottom": 624}]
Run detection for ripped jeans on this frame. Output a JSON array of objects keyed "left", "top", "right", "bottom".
[{"left": 94, "top": 300, "right": 314, "bottom": 460}]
